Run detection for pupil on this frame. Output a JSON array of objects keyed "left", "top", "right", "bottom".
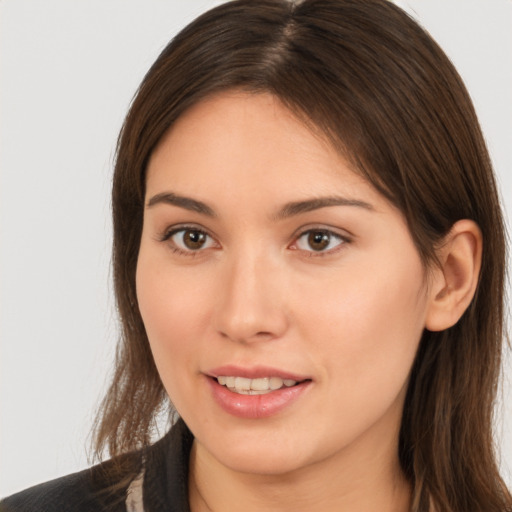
[
  {"left": 308, "top": 231, "right": 329, "bottom": 251},
  {"left": 184, "top": 230, "right": 206, "bottom": 249}
]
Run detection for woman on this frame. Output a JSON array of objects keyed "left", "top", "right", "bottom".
[{"left": 2, "top": 0, "right": 510, "bottom": 511}]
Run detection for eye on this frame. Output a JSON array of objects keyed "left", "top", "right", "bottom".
[
  {"left": 292, "top": 229, "right": 346, "bottom": 253},
  {"left": 165, "top": 227, "right": 217, "bottom": 253}
]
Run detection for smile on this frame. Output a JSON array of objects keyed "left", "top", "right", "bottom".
[
  {"left": 217, "top": 376, "right": 298, "bottom": 395},
  {"left": 207, "top": 368, "right": 311, "bottom": 418}
]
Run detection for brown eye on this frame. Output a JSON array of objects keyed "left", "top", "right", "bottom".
[
  {"left": 294, "top": 229, "right": 346, "bottom": 253},
  {"left": 168, "top": 228, "right": 216, "bottom": 252},
  {"left": 307, "top": 231, "right": 330, "bottom": 251},
  {"left": 183, "top": 230, "right": 207, "bottom": 249}
]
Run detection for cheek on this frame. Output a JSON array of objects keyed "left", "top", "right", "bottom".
[
  {"left": 136, "top": 260, "right": 217, "bottom": 419},
  {"left": 294, "top": 253, "right": 427, "bottom": 407},
  {"left": 137, "top": 269, "right": 200, "bottom": 344},
  {"left": 135, "top": 250, "right": 212, "bottom": 392}
]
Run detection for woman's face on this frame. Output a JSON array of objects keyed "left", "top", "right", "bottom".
[{"left": 137, "top": 92, "right": 432, "bottom": 476}]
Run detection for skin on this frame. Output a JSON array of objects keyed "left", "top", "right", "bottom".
[{"left": 136, "top": 91, "right": 480, "bottom": 511}]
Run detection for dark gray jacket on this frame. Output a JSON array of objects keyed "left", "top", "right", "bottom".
[{"left": 1, "top": 419, "right": 193, "bottom": 512}]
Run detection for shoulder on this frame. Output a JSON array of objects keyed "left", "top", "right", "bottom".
[
  {"left": 1, "top": 468, "right": 104, "bottom": 512},
  {"left": 0, "top": 453, "right": 141, "bottom": 512},
  {"left": 0, "top": 419, "right": 194, "bottom": 512}
]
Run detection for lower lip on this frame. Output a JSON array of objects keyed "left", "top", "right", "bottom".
[{"left": 207, "top": 377, "right": 311, "bottom": 419}]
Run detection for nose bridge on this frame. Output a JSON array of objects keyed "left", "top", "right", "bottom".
[{"left": 215, "top": 245, "right": 287, "bottom": 343}]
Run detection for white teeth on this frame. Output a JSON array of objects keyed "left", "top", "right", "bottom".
[
  {"left": 216, "top": 375, "right": 299, "bottom": 394},
  {"left": 269, "top": 377, "right": 284, "bottom": 390},
  {"left": 234, "top": 377, "right": 251, "bottom": 390},
  {"left": 250, "top": 377, "right": 269, "bottom": 391}
]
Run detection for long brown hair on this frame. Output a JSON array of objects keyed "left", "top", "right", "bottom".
[{"left": 93, "top": 1, "right": 511, "bottom": 510}]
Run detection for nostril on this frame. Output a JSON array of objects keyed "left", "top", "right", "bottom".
[
  {"left": 214, "top": 298, "right": 289, "bottom": 343},
  {"left": 218, "top": 329, "right": 276, "bottom": 344}
]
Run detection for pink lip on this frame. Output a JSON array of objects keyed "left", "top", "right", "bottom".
[
  {"left": 207, "top": 364, "right": 309, "bottom": 381},
  {"left": 205, "top": 365, "right": 312, "bottom": 419}
]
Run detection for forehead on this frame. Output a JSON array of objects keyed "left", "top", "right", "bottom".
[{"left": 146, "top": 91, "right": 376, "bottom": 203}]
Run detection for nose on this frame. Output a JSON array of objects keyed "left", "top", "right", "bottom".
[{"left": 214, "top": 252, "right": 289, "bottom": 344}]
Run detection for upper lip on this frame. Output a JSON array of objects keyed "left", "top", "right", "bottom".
[{"left": 207, "top": 365, "right": 311, "bottom": 382}]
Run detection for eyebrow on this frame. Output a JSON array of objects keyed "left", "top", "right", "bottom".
[
  {"left": 146, "top": 192, "right": 216, "bottom": 217},
  {"left": 272, "top": 196, "right": 374, "bottom": 220},
  {"left": 146, "top": 192, "right": 374, "bottom": 219}
]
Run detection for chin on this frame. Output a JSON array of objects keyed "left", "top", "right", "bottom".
[
  {"left": 192, "top": 421, "right": 327, "bottom": 477},
  {"left": 216, "top": 445, "right": 309, "bottom": 476}
]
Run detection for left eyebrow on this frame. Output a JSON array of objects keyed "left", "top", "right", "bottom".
[
  {"left": 272, "top": 196, "right": 374, "bottom": 221},
  {"left": 146, "top": 192, "right": 216, "bottom": 217}
]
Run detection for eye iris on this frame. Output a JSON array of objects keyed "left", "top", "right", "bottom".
[
  {"left": 183, "top": 230, "right": 206, "bottom": 250},
  {"left": 308, "top": 231, "right": 330, "bottom": 251}
]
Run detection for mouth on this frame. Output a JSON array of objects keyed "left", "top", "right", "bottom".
[
  {"left": 215, "top": 376, "right": 304, "bottom": 395},
  {"left": 206, "top": 367, "right": 312, "bottom": 418}
]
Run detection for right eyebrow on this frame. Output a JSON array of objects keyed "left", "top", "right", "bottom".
[{"left": 146, "top": 192, "right": 216, "bottom": 217}]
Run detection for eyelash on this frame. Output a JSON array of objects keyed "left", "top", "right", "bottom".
[
  {"left": 289, "top": 229, "right": 349, "bottom": 257},
  {"left": 159, "top": 225, "right": 351, "bottom": 258},
  {"left": 159, "top": 225, "right": 216, "bottom": 257}
]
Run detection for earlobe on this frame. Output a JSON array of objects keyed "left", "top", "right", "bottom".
[{"left": 425, "top": 220, "right": 482, "bottom": 332}]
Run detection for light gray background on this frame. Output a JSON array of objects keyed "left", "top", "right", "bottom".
[{"left": 1, "top": 0, "right": 511, "bottom": 497}]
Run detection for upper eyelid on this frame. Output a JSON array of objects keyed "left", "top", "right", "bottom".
[
  {"left": 291, "top": 224, "right": 353, "bottom": 241},
  {"left": 296, "top": 229, "right": 345, "bottom": 241},
  {"left": 161, "top": 223, "right": 214, "bottom": 240},
  {"left": 291, "top": 229, "right": 347, "bottom": 247}
]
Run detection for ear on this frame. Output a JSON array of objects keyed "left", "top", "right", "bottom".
[{"left": 425, "top": 219, "right": 482, "bottom": 332}]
